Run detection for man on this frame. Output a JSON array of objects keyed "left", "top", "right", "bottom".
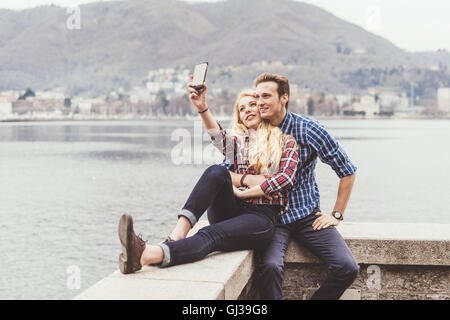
[{"left": 226, "top": 73, "right": 359, "bottom": 300}]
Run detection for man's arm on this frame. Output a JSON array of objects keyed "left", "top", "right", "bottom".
[
  {"left": 307, "top": 120, "right": 357, "bottom": 180},
  {"left": 306, "top": 120, "right": 358, "bottom": 230},
  {"left": 332, "top": 173, "right": 356, "bottom": 214},
  {"left": 312, "top": 173, "right": 356, "bottom": 230}
]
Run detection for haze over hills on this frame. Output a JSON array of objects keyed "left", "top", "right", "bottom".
[{"left": 0, "top": 0, "right": 449, "bottom": 97}]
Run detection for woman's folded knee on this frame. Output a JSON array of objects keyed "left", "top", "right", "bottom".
[{"left": 204, "top": 164, "right": 228, "bottom": 180}]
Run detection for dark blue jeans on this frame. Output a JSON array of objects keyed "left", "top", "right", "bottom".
[
  {"left": 255, "top": 208, "right": 360, "bottom": 300},
  {"left": 158, "top": 165, "right": 278, "bottom": 267}
]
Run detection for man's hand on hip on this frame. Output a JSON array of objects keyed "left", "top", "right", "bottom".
[{"left": 312, "top": 212, "right": 340, "bottom": 231}]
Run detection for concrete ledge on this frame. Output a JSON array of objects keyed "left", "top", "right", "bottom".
[
  {"left": 75, "top": 220, "right": 254, "bottom": 300},
  {"left": 285, "top": 223, "right": 450, "bottom": 266},
  {"left": 76, "top": 222, "right": 450, "bottom": 300},
  {"left": 283, "top": 223, "right": 450, "bottom": 300}
]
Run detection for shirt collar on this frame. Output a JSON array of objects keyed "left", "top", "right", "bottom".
[{"left": 279, "top": 111, "right": 293, "bottom": 133}]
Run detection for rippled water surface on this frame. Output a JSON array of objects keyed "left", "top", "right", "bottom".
[{"left": 1, "top": 119, "right": 449, "bottom": 299}]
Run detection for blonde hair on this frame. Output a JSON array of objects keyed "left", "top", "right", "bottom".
[{"left": 231, "top": 90, "right": 285, "bottom": 175}]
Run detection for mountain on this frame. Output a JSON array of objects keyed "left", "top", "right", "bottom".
[{"left": 0, "top": 0, "right": 448, "bottom": 97}]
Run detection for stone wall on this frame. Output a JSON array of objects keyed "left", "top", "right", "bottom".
[
  {"left": 281, "top": 222, "right": 450, "bottom": 300},
  {"left": 283, "top": 264, "right": 449, "bottom": 300},
  {"left": 76, "top": 222, "right": 450, "bottom": 300}
]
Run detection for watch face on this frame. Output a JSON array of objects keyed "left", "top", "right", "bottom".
[{"left": 333, "top": 212, "right": 342, "bottom": 219}]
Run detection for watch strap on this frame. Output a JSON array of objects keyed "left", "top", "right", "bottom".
[{"left": 332, "top": 210, "right": 344, "bottom": 221}]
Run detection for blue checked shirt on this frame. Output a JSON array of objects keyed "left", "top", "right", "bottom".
[{"left": 220, "top": 111, "right": 357, "bottom": 224}]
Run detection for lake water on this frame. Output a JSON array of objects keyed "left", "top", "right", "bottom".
[{"left": 1, "top": 119, "right": 449, "bottom": 299}]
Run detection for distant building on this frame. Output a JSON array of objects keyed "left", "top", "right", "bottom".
[
  {"left": 437, "top": 88, "right": 450, "bottom": 113},
  {"left": 12, "top": 100, "right": 33, "bottom": 114},
  {"left": 10, "top": 95, "right": 67, "bottom": 116},
  {"left": 129, "top": 87, "right": 153, "bottom": 104},
  {"left": 35, "top": 91, "right": 65, "bottom": 100},
  {"left": 290, "top": 92, "right": 310, "bottom": 115},
  {"left": 335, "top": 94, "right": 352, "bottom": 108},
  {"left": 146, "top": 82, "right": 160, "bottom": 93},
  {"left": 378, "top": 91, "right": 399, "bottom": 113},
  {"left": 0, "top": 91, "right": 20, "bottom": 102},
  {"left": 78, "top": 101, "right": 93, "bottom": 115},
  {"left": 160, "top": 82, "right": 174, "bottom": 90},
  {"left": 0, "top": 102, "right": 13, "bottom": 115},
  {"left": 32, "top": 98, "right": 66, "bottom": 113},
  {"left": 91, "top": 101, "right": 111, "bottom": 115},
  {"left": 352, "top": 95, "right": 379, "bottom": 117}
]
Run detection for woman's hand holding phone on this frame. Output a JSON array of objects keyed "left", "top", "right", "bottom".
[
  {"left": 188, "top": 75, "right": 208, "bottom": 112},
  {"left": 187, "top": 75, "right": 219, "bottom": 133}
]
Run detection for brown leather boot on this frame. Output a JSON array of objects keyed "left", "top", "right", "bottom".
[{"left": 118, "top": 213, "right": 147, "bottom": 274}]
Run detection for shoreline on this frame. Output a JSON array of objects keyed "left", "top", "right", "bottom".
[{"left": 1, "top": 115, "right": 450, "bottom": 123}]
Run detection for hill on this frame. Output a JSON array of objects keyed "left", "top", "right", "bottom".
[{"left": 0, "top": 0, "right": 448, "bottom": 97}]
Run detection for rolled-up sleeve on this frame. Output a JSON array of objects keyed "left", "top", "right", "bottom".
[
  {"left": 306, "top": 121, "right": 357, "bottom": 178},
  {"left": 260, "top": 136, "right": 299, "bottom": 195},
  {"left": 209, "top": 122, "right": 237, "bottom": 164}
]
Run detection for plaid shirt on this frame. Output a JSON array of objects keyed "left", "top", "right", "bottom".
[
  {"left": 277, "top": 112, "right": 357, "bottom": 224},
  {"left": 211, "top": 123, "right": 299, "bottom": 214},
  {"left": 220, "top": 112, "right": 357, "bottom": 224}
]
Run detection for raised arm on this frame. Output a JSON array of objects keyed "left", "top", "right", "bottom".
[
  {"left": 188, "top": 80, "right": 238, "bottom": 163},
  {"left": 188, "top": 81, "right": 220, "bottom": 134}
]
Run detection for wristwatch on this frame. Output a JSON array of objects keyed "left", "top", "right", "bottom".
[{"left": 332, "top": 210, "right": 344, "bottom": 221}]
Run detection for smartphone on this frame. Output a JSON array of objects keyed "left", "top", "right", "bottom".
[{"left": 192, "top": 62, "right": 208, "bottom": 90}]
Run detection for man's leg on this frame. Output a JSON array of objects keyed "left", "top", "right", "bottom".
[
  {"left": 255, "top": 224, "right": 291, "bottom": 300},
  {"left": 291, "top": 212, "right": 359, "bottom": 300}
]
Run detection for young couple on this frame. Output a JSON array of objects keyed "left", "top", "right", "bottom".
[{"left": 118, "top": 73, "right": 359, "bottom": 300}]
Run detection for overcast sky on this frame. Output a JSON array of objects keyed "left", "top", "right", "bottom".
[{"left": 1, "top": 0, "right": 449, "bottom": 52}]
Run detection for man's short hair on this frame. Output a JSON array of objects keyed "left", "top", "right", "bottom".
[{"left": 254, "top": 73, "right": 290, "bottom": 109}]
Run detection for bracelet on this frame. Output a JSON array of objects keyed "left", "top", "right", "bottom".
[
  {"left": 240, "top": 174, "right": 248, "bottom": 187},
  {"left": 198, "top": 107, "right": 209, "bottom": 114}
]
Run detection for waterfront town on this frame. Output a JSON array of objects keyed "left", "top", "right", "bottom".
[{"left": 1, "top": 66, "right": 450, "bottom": 121}]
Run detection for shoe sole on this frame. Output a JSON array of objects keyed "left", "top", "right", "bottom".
[{"left": 118, "top": 213, "right": 135, "bottom": 274}]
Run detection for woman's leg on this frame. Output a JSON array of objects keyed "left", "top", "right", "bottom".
[
  {"left": 140, "top": 245, "right": 164, "bottom": 265},
  {"left": 142, "top": 210, "right": 275, "bottom": 268},
  {"left": 168, "top": 164, "right": 239, "bottom": 240},
  {"left": 167, "top": 215, "right": 191, "bottom": 241}
]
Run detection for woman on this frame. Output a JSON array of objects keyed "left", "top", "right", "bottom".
[{"left": 118, "top": 82, "right": 299, "bottom": 274}]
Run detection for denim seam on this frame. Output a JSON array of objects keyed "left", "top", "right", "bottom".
[
  {"left": 180, "top": 209, "right": 197, "bottom": 227},
  {"left": 158, "top": 243, "right": 171, "bottom": 267}
]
